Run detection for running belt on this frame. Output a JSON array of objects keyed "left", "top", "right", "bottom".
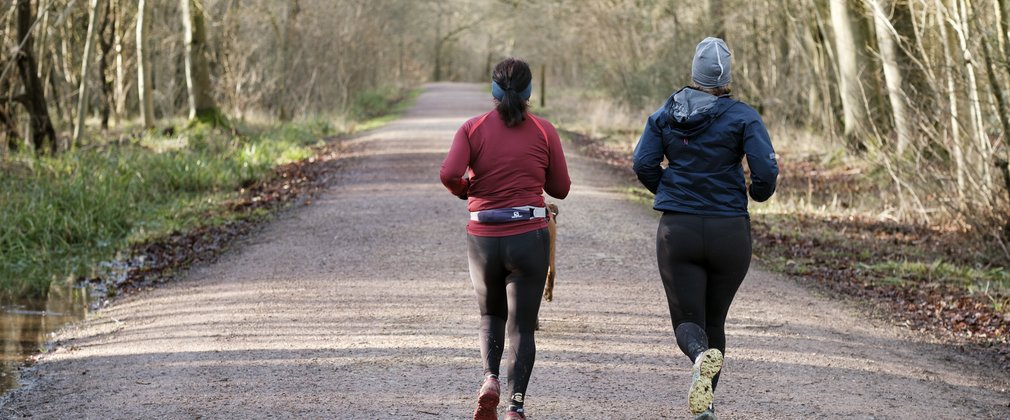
[{"left": 470, "top": 206, "right": 548, "bottom": 223}]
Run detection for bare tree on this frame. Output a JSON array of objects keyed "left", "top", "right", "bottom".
[
  {"left": 868, "top": 0, "right": 911, "bottom": 154},
  {"left": 136, "top": 0, "right": 153, "bottom": 128},
  {"left": 950, "top": 0, "right": 993, "bottom": 196},
  {"left": 13, "top": 0, "right": 57, "bottom": 153},
  {"left": 830, "top": 0, "right": 871, "bottom": 145},
  {"left": 73, "top": 0, "right": 103, "bottom": 144},
  {"left": 113, "top": 0, "right": 129, "bottom": 123},
  {"left": 276, "top": 0, "right": 300, "bottom": 121},
  {"left": 181, "top": 0, "right": 223, "bottom": 125}
]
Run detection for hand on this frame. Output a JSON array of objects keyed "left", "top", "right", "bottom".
[{"left": 457, "top": 177, "right": 470, "bottom": 200}]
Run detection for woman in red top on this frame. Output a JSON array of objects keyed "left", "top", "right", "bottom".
[{"left": 440, "top": 58, "right": 571, "bottom": 420}]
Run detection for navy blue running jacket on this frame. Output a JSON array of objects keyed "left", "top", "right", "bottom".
[{"left": 632, "top": 87, "right": 778, "bottom": 216}]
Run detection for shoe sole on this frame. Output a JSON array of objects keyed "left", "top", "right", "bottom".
[
  {"left": 688, "top": 349, "right": 723, "bottom": 415},
  {"left": 474, "top": 386, "right": 499, "bottom": 420},
  {"left": 694, "top": 411, "right": 716, "bottom": 420}
]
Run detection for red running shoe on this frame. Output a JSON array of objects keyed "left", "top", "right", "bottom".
[
  {"left": 504, "top": 411, "right": 526, "bottom": 420},
  {"left": 473, "top": 376, "right": 500, "bottom": 420}
]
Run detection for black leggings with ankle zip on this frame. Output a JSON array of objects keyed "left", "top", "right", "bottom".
[
  {"left": 467, "top": 227, "right": 549, "bottom": 409},
  {"left": 656, "top": 212, "right": 752, "bottom": 391}
]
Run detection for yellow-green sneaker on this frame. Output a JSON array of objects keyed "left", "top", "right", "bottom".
[{"left": 688, "top": 349, "right": 723, "bottom": 415}]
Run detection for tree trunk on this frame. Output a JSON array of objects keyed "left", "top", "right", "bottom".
[
  {"left": 34, "top": 0, "right": 51, "bottom": 80},
  {"left": 277, "top": 0, "right": 300, "bottom": 121},
  {"left": 709, "top": 0, "right": 726, "bottom": 41},
  {"left": 113, "top": 0, "right": 127, "bottom": 124},
  {"left": 1000, "top": 0, "right": 1010, "bottom": 60},
  {"left": 38, "top": 12, "right": 60, "bottom": 123},
  {"left": 136, "top": 0, "right": 154, "bottom": 128},
  {"left": 98, "top": 0, "right": 115, "bottom": 129},
  {"left": 952, "top": 0, "right": 992, "bottom": 194},
  {"left": 181, "top": 0, "right": 224, "bottom": 125},
  {"left": 433, "top": 4, "right": 443, "bottom": 82},
  {"left": 73, "top": 0, "right": 102, "bottom": 144},
  {"left": 14, "top": 0, "right": 58, "bottom": 154},
  {"left": 811, "top": 3, "right": 843, "bottom": 134},
  {"left": 749, "top": 1, "right": 764, "bottom": 112},
  {"left": 937, "top": 0, "right": 966, "bottom": 203},
  {"left": 221, "top": 0, "right": 243, "bottom": 120},
  {"left": 829, "top": 0, "right": 871, "bottom": 146},
  {"left": 868, "top": 0, "right": 912, "bottom": 154},
  {"left": 995, "top": 0, "right": 1010, "bottom": 208},
  {"left": 982, "top": 38, "right": 1010, "bottom": 159}
]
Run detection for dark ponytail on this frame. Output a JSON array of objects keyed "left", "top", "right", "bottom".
[{"left": 492, "top": 58, "right": 532, "bottom": 128}]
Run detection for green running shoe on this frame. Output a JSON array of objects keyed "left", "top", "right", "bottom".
[{"left": 688, "top": 349, "right": 723, "bottom": 415}]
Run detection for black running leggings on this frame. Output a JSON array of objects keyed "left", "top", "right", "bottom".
[
  {"left": 657, "top": 212, "right": 751, "bottom": 391},
  {"left": 467, "top": 228, "right": 550, "bottom": 407}
]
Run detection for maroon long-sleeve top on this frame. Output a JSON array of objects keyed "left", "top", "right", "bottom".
[{"left": 440, "top": 110, "right": 571, "bottom": 237}]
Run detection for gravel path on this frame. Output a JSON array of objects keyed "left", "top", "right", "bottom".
[{"left": 3, "top": 83, "right": 1008, "bottom": 419}]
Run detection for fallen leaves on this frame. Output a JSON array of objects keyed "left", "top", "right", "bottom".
[{"left": 751, "top": 214, "right": 1010, "bottom": 373}]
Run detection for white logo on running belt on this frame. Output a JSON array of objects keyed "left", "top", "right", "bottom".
[{"left": 512, "top": 211, "right": 521, "bottom": 219}]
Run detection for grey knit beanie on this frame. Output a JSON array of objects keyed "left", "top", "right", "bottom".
[{"left": 691, "top": 37, "right": 732, "bottom": 88}]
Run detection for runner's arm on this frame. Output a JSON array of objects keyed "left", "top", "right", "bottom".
[
  {"left": 632, "top": 116, "right": 664, "bottom": 194},
  {"left": 544, "top": 124, "right": 571, "bottom": 199},
  {"left": 743, "top": 115, "right": 778, "bottom": 202},
  {"left": 440, "top": 124, "right": 472, "bottom": 198}
]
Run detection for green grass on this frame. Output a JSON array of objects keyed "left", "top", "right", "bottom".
[
  {"left": 624, "top": 187, "right": 655, "bottom": 207},
  {"left": 0, "top": 123, "right": 322, "bottom": 299},
  {"left": 858, "top": 260, "right": 1010, "bottom": 294},
  {"left": 352, "top": 88, "right": 422, "bottom": 132},
  {"left": 1, "top": 88, "right": 418, "bottom": 300}
]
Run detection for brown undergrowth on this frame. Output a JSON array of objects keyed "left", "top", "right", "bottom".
[{"left": 561, "top": 129, "right": 1010, "bottom": 372}]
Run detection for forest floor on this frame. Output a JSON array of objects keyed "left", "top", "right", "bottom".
[{"left": 2, "top": 83, "right": 1009, "bottom": 419}]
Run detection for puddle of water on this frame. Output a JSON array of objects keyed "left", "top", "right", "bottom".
[{"left": 1, "top": 283, "right": 89, "bottom": 396}]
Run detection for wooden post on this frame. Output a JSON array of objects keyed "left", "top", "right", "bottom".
[{"left": 540, "top": 64, "right": 546, "bottom": 108}]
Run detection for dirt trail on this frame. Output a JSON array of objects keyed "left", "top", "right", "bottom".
[{"left": 3, "top": 83, "right": 1008, "bottom": 419}]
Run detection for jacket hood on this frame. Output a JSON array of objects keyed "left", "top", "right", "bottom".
[{"left": 662, "top": 87, "right": 736, "bottom": 138}]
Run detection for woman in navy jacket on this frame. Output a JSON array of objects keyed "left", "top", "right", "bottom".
[{"left": 632, "top": 37, "right": 778, "bottom": 419}]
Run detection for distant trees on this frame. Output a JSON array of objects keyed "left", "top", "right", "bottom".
[
  {"left": 2, "top": 0, "right": 1009, "bottom": 236},
  {"left": 0, "top": 0, "right": 434, "bottom": 153},
  {"left": 481, "top": 0, "right": 1010, "bottom": 236}
]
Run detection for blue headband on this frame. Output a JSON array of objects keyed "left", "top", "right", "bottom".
[{"left": 491, "top": 80, "right": 533, "bottom": 101}]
